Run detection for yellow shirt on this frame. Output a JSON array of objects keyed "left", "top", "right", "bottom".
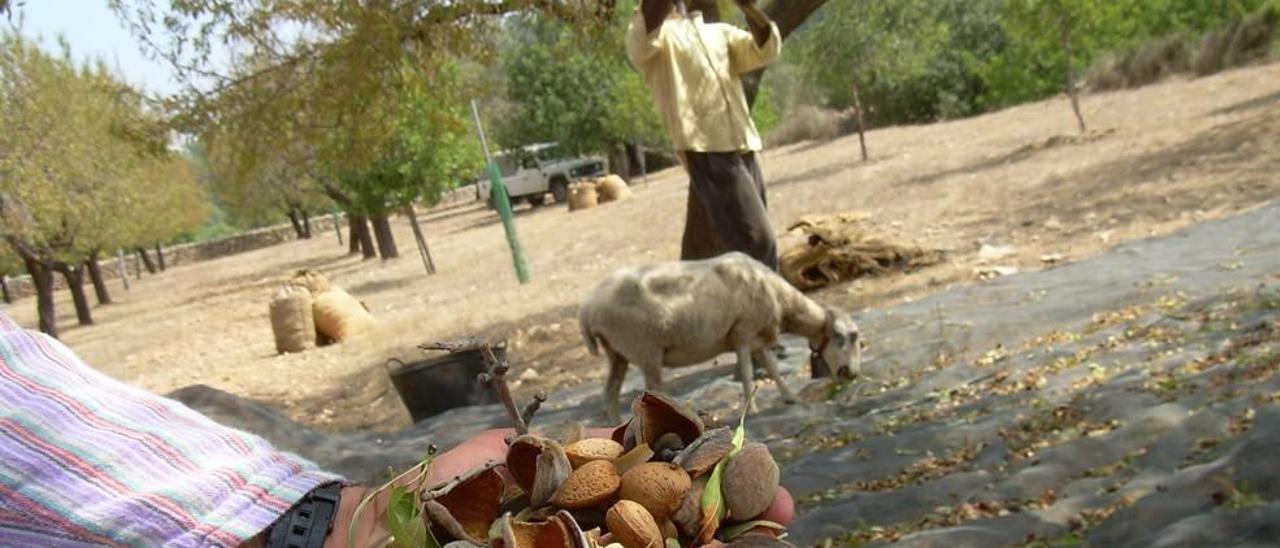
[{"left": 626, "top": 10, "right": 782, "bottom": 153}]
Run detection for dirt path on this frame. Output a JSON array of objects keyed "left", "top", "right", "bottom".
[{"left": 5, "top": 62, "right": 1279, "bottom": 433}]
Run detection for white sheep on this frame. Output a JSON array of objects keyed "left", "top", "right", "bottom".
[{"left": 579, "top": 252, "right": 861, "bottom": 422}]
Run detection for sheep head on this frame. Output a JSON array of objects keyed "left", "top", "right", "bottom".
[{"left": 811, "top": 309, "right": 860, "bottom": 380}]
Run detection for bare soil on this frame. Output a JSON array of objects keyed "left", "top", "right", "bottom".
[{"left": 6, "top": 62, "right": 1279, "bottom": 433}]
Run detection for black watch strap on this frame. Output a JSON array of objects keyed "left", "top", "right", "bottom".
[{"left": 266, "top": 482, "right": 343, "bottom": 548}]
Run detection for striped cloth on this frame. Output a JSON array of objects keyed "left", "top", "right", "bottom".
[{"left": 0, "top": 313, "right": 343, "bottom": 547}]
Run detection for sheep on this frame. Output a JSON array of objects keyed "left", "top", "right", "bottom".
[{"left": 579, "top": 252, "right": 861, "bottom": 423}]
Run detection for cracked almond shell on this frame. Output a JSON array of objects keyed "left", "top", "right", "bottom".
[
  {"left": 424, "top": 464, "right": 505, "bottom": 544},
  {"left": 674, "top": 427, "right": 734, "bottom": 478},
  {"left": 501, "top": 514, "right": 572, "bottom": 548},
  {"left": 632, "top": 391, "right": 704, "bottom": 448},
  {"left": 507, "top": 434, "right": 572, "bottom": 509}
]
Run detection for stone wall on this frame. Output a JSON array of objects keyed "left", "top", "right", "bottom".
[
  {"left": 1, "top": 191, "right": 486, "bottom": 303},
  {"left": 3, "top": 214, "right": 345, "bottom": 301}
]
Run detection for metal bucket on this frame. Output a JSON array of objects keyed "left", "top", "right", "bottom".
[{"left": 386, "top": 348, "right": 501, "bottom": 423}]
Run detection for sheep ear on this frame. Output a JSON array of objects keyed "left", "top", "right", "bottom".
[{"left": 823, "top": 309, "right": 838, "bottom": 336}]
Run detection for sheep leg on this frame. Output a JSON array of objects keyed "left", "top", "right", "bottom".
[
  {"left": 603, "top": 348, "right": 629, "bottom": 424},
  {"left": 641, "top": 360, "right": 665, "bottom": 393},
  {"left": 735, "top": 346, "right": 759, "bottom": 414},
  {"left": 759, "top": 347, "right": 797, "bottom": 404}
]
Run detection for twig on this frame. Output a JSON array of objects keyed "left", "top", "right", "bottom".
[
  {"left": 523, "top": 391, "right": 548, "bottom": 424},
  {"left": 423, "top": 337, "right": 529, "bottom": 435}
]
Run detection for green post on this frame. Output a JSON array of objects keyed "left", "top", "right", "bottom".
[{"left": 471, "top": 100, "right": 530, "bottom": 284}]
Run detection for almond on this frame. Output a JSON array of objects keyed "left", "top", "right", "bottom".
[
  {"left": 722, "top": 442, "right": 779, "bottom": 521},
  {"left": 619, "top": 462, "right": 691, "bottom": 522},
  {"left": 550, "top": 459, "right": 621, "bottom": 510},
  {"left": 565, "top": 438, "right": 625, "bottom": 469},
  {"left": 606, "top": 500, "right": 663, "bottom": 548}
]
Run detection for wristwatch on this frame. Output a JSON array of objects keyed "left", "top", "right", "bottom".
[{"left": 266, "top": 482, "right": 344, "bottom": 548}]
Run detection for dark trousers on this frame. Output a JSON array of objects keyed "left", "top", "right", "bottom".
[{"left": 679, "top": 151, "right": 779, "bottom": 271}]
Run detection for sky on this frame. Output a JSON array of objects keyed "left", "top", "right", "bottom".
[{"left": 11, "top": 1, "right": 187, "bottom": 96}]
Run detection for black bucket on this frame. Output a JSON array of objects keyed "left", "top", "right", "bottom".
[{"left": 386, "top": 348, "right": 502, "bottom": 423}]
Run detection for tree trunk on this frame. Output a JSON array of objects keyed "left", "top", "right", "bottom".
[
  {"left": 370, "top": 214, "right": 399, "bottom": 260},
  {"left": 287, "top": 208, "right": 306, "bottom": 239},
  {"left": 404, "top": 204, "right": 436, "bottom": 274},
  {"left": 332, "top": 211, "right": 345, "bottom": 246},
  {"left": 136, "top": 247, "right": 157, "bottom": 274},
  {"left": 348, "top": 215, "right": 362, "bottom": 254},
  {"left": 116, "top": 249, "right": 131, "bottom": 290},
  {"left": 350, "top": 215, "right": 377, "bottom": 259},
  {"left": 24, "top": 256, "right": 57, "bottom": 337},
  {"left": 0, "top": 275, "right": 11, "bottom": 304},
  {"left": 1064, "top": 30, "right": 1087, "bottom": 133},
  {"left": 154, "top": 243, "right": 166, "bottom": 272},
  {"left": 628, "top": 141, "right": 648, "bottom": 185},
  {"left": 86, "top": 251, "right": 112, "bottom": 305},
  {"left": 852, "top": 82, "right": 869, "bottom": 161},
  {"left": 608, "top": 145, "right": 631, "bottom": 182},
  {"left": 54, "top": 263, "right": 93, "bottom": 326},
  {"left": 301, "top": 210, "right": 313, "bottom": 239}
]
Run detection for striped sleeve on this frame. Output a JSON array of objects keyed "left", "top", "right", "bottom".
[{"left": 0, "top": 314, "right": 343, "bottom": 547}]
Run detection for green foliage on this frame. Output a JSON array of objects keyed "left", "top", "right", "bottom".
[
  {"left": 777, "top": 0, "right": 1278, "bottom": 127},
  {"left": 980, "top": 0, "right": 1276, "bottom": 109},
  {"left": 497, "top": 5, "right": 667, "bottom": 155},
  {"left": 0, "top": 33, "right": 207, "bottom": 265}
]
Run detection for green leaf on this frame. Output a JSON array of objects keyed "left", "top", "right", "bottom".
[
  {"left": 386, "top": 485, "right": 428, "bottom": 548},
  {"left": 718, "top": 520, "right": 787, "bottom": 541},
  {"left": 698, "top": 386, "right": 758, "bottom": 542}
]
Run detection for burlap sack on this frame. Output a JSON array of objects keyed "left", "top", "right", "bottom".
[
  {"left": 290, "top": 269, "right": 331, "bottom": 294},
  {"left": 595, "top": 174, "right": 632, "bottom": 203},
  {"left": 270, "top": 284, "right": 315, "bottom": 353},
  {"left": 780, "top": 213, "right": 945, "bottom": 290},
  {"left": 312, "top": 287, "right": 376, "bottom": 342},
  {"left": 568, "top": 181, "right": 599, "bottom": 212}
]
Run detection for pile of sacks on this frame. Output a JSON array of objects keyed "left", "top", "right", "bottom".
[
  {"left": 568, "top": 174, "right": 632, "bottom": 212},
  {"left": 269, "top": 270, "right": 377, "bottom": 354}
]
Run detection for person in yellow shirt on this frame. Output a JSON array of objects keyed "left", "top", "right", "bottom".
[{"left": 626, "top": 0, "right": 782, "bottom": 270}]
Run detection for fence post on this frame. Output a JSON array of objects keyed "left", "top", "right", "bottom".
[{"left": 470, "top": 99, "right": 530, "bottom": 284}]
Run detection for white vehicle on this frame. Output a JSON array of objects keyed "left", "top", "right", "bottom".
[{"left": 477, "top": 142, "right": 608, "bottom": 206}]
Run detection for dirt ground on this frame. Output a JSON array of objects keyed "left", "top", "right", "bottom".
[{"left": 6, "top": 62, "right": 1279, "bottom": 433}]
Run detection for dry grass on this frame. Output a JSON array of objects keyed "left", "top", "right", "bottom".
[{"left": 5, "top": 62, "right": 1280, "bottom": 433}]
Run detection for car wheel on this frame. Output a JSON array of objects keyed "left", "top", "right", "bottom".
[{"left": 550, "top": 179, "right": 569, "bottom": 203}]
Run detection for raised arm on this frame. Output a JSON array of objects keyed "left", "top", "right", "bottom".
[
  {"left": 735, "top": 0, "right": 772, "bottom": 46},
  {"left": 723, "top": 0, "right": 782, "bottom": 74},
  {"left": 628, "top": 0, "right": 676, "bottom": 69},
  {"left": 641, "top": 0, "right": 675, "bottom": 33}
]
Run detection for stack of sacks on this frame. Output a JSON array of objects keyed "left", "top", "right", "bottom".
[{"left": 268, "top": 270, "right": 376, "bottom": 354}]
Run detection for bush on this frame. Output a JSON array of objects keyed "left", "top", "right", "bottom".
[{"left": 1087, "top": 5, "right": 1278, "bottom": 91}]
